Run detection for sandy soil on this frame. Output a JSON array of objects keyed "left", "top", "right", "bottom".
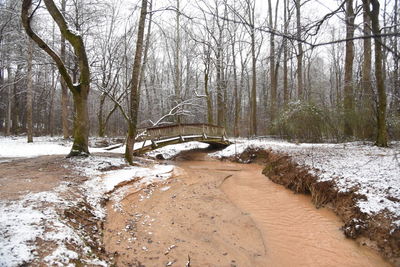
[
  {"left": 0, "top": 154, "right": 112, "bottom": 266},
  {"left": 0, "top": 155, "right": 83, "bottom": 200},
  {"left": 103, "top": 151, "right": 268, "bottom": 266}
]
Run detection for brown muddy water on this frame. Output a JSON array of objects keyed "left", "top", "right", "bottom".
[{"left": 175, "top": 151, "right": 390, "bottom": 267}]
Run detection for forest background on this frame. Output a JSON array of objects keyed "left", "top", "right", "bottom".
[{"left": 0, "top": 0, "right": 399, "bottom": 149}]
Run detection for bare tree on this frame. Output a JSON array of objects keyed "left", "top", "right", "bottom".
[{"left": 22, "top": 0, "right": 91, "bottom": 156}]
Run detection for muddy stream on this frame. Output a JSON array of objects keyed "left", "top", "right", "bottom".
[
  {"left": 105, "top": 150, "right": 390, "bottom": 266},
  {"left": 175, "top": 151, "right": 389, "bottom": 266}
]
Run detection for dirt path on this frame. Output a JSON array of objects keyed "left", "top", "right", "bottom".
[
  {"left": 0, "top": 155, "right": 83, "bottom": 200},
  {"left": 104, "top": 150, "right": 391, "bottom": 266},
  {"left": 0, "top": 154, "right": 117, "bottom": 266}
]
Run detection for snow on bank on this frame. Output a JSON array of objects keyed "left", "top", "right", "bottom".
[
  {"left": 211, "top": 139, "right": 400, "bottom": 226},
  {"left": 72, "top": 156, "right": 174, "bottom": 219},
  {"left": 0, "top": 138, "right": 174, "bottom": 266},
  {"left": 146, "top": 141, "right": 209, "bottom": 159},
  {"left": 0, "top": 137, "right": 209, "bottom": 160},
  {"left": 0, "top": 186, "right": 97, "bottom": 267}
]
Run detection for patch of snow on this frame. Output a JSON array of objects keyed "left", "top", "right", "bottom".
[
  {"left": 71, "top": 155, "right": 173, "bottom": 219},
  {"left": 90, "top": 140, "right": 151, "bottom": 154},
  {"left": 0, "top": 136, "right": 70, "bottom": 158},
  {"left": 0, "top": 201, "right": 45, "bottom": 266},
  {"left": 0, "top": 138, "right": 177, "bottom": 266},
  {"left": 43, "top": 244, "right": 78, "bottom": 266},
  {"left": 212, "top": 138, "right": 400, "bottom": 226},
  {"left": 146, "top": 141, "right": 209, "bottom": 159},
  {"left": 160, "top": 186, "right": 171, "bottom": 192},
  {"left": 0, "top": 185, "right": 93, "bottom": 267}
]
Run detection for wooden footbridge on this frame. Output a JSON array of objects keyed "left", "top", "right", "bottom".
[{"left": 134, "top": 123, "right": 231, "bottom": 154}]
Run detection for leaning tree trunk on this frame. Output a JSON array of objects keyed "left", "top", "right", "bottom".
[
  {"left": 125, "top": 0, "right": 147, "bottom": 164},
  {"left": 22, "top": 0, "right": 91, "bottom": 157}
]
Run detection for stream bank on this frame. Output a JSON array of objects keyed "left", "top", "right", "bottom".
[{"left": 221, "top": 146, "right": 399, "bottom": 266}]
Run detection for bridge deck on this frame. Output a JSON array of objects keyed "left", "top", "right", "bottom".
[{"left": 134, "top": 123, "right": 231, "bottom": 154}]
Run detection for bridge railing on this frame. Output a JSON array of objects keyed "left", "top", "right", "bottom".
[{"left": 143, "top": 123, "right": 226, "bottom": 140}]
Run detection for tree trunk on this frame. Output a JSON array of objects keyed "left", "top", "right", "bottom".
[
  {"left": 125, "top": 0, "right": 147, "bottom": 164},
  {"left": 343, "top": 0, "right": 355, "bottom": 137},
  {"left": 70, "top": 88, "right": 89, "bottom": 155},
  {"left": 11, "top": 66, "right": 21, "bottom": 134},
  {"left": 361, "top": 0, "right": 374, "bottom": 139},
  {"left": 174, "top": 0, "right": 181, "bottom": 124},
  {"left": 60, "top": 0, "right": 69, "bottom": 139},
  {"left": 48, "top": 67, "right": 56, "bottom": 136},
  {"left": 26, "top": 39, "right": 33, "bottom": 143},
  {"left": 138, "top": 0, "right": 153, "bottom": 113},
  {"left": 367, "top": 0, "right": 388, "bottom": 146},
  {"left": 5, "top": 68, "right": 12, "bottom": 136},
  {"left": 295, "top": 0, "right": 303, "bottom": 99},
  {"left": 268, "top": 0, "right": 277, "bottom": 125},
  {"left": 250, "top": 25, "right": 257, "bottom": 135},
  {"left": 216, "top": 46, "right": 224, "bottom": 127},
  {"left": 232, "top": 41, "right": 240, "bottom": 137},
  {"left": 204, "top": 68, "right": 213, "bottom": 124},
  {"left": 393, "top": 0, "right": 399, "bottom": 115},
  {"left": 0, "top": 67, "right": 4, "bottom": 134},
  {"left": 283, "top": 0, "right": 289, "bottom": 105},
  {"left": 98, "top": 93, "right": 106, "bottom": 137}
]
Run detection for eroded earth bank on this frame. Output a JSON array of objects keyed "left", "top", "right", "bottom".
[{"left": 104, "top": 150, "right": 391, "bottom": 266}]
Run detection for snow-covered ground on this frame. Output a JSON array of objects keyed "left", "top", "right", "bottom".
[
  {"left": 211, "top": 138, "right": 400, "bottom": 227},
  {"left": 0, "top": 136, "right": 71, "bottom": 159},
  {"left": 146, "top": 141, "right": 209, "bottom": 159},
  {"left": 0, "top": 136, "right": 174, "bottom": 266}
]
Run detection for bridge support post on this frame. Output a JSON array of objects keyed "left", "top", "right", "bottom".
[{"left": 151, "top": 140, "right": 158, "bottom": 149}]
